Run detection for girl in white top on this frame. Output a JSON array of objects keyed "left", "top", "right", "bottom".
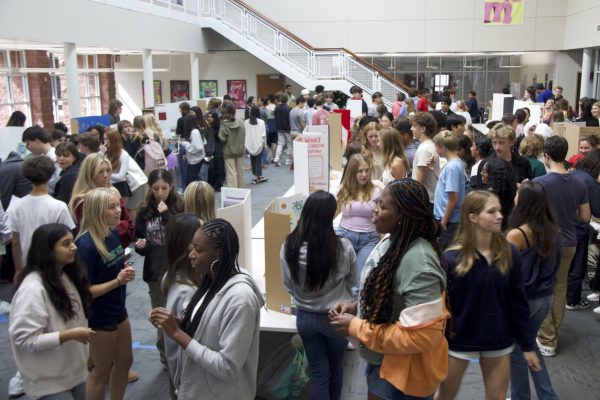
[
  {"left": 379, "top": 127, "right": 410, "bottom": 185},
  {"left": 9, "top": 223, "right": 94, "bottom": 400},
  {"left": 361, "top": 121, "right": 384, "bottom": 180},
  {"left": 182, "top": 115, "right": 206, "bottom": 186},
  {"left": 455, "top": 101, "right": 473, "bottom": 130},
  {"left": 245, "top": 106, "right": 268, "bottom": 184},
  {"left": 104, "top": 129, "right": 131, "bottom": 199}
]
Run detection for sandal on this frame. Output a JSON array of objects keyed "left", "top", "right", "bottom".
[
  {"left": 251, "top": 179, "right": 258, "bottom": 185},
  {"left": 258, "top": 176, "right": 269, "bottom": 183}
]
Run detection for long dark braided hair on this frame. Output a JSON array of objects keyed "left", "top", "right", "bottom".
[
  {"left": 180, "top": 218, "right": 241, "bottom": 336},
  {"left": 360, "top": 179, "right": 443, "bottom": 325}
]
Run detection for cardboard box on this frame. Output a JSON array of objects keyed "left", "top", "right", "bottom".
[{"left": 554, "top": 123, "right": 600, "bottom": 159}]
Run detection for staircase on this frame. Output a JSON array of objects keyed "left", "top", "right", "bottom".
[{"left": 92, "top": 0, "right": 410, "bottom": 106}]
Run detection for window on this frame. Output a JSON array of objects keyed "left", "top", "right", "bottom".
[{"left": 0, "top": 50, "right": 31, "bottom": 126}]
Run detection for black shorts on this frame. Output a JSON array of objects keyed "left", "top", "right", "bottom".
[
  {"left": 267, "top": 131, "right": 278, "bottom": 146},
  {"left": 90, "top": 311, "right": 128, "bottom": 332}
]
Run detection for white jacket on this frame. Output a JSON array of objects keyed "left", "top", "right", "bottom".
[
  {"left": 9, "top": 272, "right": 88, "bottom": 399},
  {"left": 126, "top": 152, "right": 149, "bottom": 191},
  {"left": 244, "top": 119, "right": 265, "bottom": 156}
]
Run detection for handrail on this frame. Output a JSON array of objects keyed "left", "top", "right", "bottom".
[{"left": 231, "top": 0, "right": 411, "bottom": 94}]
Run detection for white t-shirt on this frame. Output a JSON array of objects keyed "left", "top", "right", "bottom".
[
  {"left": 411, "top": 139, "right": 440, "bottom": 203},
  {"left": 7, "top": 194, "right": 75, "bottom": 264}
]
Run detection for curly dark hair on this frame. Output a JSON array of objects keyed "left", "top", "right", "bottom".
[
  {"left": 484, "top": 157, "right": 516, "bottom": 220},
  {"left": 360, "top": 179, "right": 443, "bottom": 325}
]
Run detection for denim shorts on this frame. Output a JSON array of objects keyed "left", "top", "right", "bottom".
[
  {"left": 448, "top": 344, "right": 514, "bottom": 361},
  {"left": 365, "top": 363, "right": 433, "bottom": 400}
]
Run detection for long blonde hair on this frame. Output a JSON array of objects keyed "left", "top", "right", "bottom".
[
  {"left": 78, "top": 187, "right": 120, "bottom": 260},
  {"left": 69, "top": 153, "right": 112, "bottom": 216},
  {"left": 143, "top": 114, "right": 165, "bottom": 142},
  {"left": 449, "top": 190, "right": 511, "bottom": 276},
  {"left": 380, "top": 127, "right": 410, "bottom": 172},
  {"left": 336, "top": 154, "right": 375, "bottom": 213},
  {"left": 183, "top": 181, "right": 216, "bottom": 223}
]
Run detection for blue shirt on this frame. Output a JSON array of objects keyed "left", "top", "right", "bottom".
[
  {"left": 76, "top": 230, "right": 126, "bottom": 328},
  {"left": 434, "top": 159, "right": 465, "bottom": 224}
]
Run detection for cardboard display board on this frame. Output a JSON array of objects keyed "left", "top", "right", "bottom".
[
  {"left": 0, "top": 127, "right": 27, "bottom": 161},
  {"left": 217, "top": 187, "right": 252, "bottom": 273},
  {"left": 293, "top": 130, "right": 329, "bottom": 195},
  {"left": 553, "top": 123, "right": 600, "bottom": 159},
  {"left": 328, "top": 112, "right": 343, "bottom": 172},
  {"left": 70, "top": 114, "right": 111, "bottom": 134},
  {"left": 264, "top": 195, "right": 306, "bottom": 313}
]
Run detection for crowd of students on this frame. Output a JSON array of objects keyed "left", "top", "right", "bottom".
[{"left": 0, "top": 82, "right": 599, "bottom": 400}]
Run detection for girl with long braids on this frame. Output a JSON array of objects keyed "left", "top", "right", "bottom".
[
  {"left": 281, "top": 190, "right": 356, "bottom": 400},
  {"left": 9, "top": 223, "right": 94, "bottom": 400},
  {"left": 149, "top": 218, "right": 263, "bottom": 400},
  {"left": 331, "top": 179, "right": 449, "bottom": 399},
  {"left": 436, "top": 191, "right": 541, "bottom": 400}
]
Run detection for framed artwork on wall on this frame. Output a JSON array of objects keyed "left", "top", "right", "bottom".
[
  {"left": 199, "top": 80, "right": 218, "bottom": 98},
  {"left": 170, "top": 80, "right": 190, "bottom": 102},
  {"left": 142, "top": 80, "right": 162, "bottom": 106},
  {"left": 227, "top": 79, "right": 247, "bottom": 109}
]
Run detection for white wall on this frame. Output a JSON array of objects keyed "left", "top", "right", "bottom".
[
  {"left": 242, "top": 0, "right": 600, "bottom": 52},
  {"left": 114, "top": 52, "right": 283, "bottom": 119}
]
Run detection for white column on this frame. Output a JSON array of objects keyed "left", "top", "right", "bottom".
[
  {"left": 190, "top": 53, "right": 199, "bottom": 101},
  {"left": 143, "top": 49, "right": 154, "bottom": 108},
  {"left": 64, "top": 42, "right": 81, "bottom": 118},
  {"left": 580, "top": 47, "right": 593, "bottom": 99}
]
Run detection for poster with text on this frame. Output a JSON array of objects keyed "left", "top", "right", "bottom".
[
  {"left": 170, "top": 80, "right": 189, "bottom": 102},
  {"left": 199, "top": 80, "right": 218, "bottom": 98},
  {"left": 227, "top": 79, "right": 247, "bottom": 109},
  {"left": 483, "top": 0, "right": 524, "bottom": 25}
]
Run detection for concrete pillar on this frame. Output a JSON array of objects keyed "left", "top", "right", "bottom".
[
  {"left": 142, "top": 49, "right": 154, "bottom": 108},
  {"left": 190, "top": 53, "right": 199, "bottom": 101},
  {"left": 64, "top": 42, "right": 81, "bottom": 118},
  {"left": 580, "top": 47, "right": 593, "bottom": 99}
]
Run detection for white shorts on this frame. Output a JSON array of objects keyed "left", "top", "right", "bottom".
[{"left": 448, "top": 345, "right": 514, "bottom": 360}]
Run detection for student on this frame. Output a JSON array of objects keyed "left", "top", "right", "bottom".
[
  {"left": 281, "top": 191, "right": 356, "bottom": 400},
  {"left": 50, "top": 129, "right": 67, "bottom": 147},
  {"left": 75, "top": 131, "right": 101, "bottom": 155},
  {"left": 274, "top": 94, "right": 292, "bottom": 166},
  {"left": 53, "top": 141, "right": 83, "bottom": 204},
  {"left": 534, "top": 136, "right": 590, "bottom": 356},
  {"left": 9, "top": 223, "right": 94, "bottom": 400},
  {"left": 312, "top": 95, "right": 330, "bottom": 126},
  {"left": 150, "top": 219, "right": 264, "bottom": 400},
  {"left": 446, "top": 114, "right": 467, "bottom": 137},
  {"left": 437, "top": 190, "right": 541, "bottom": 400},
  {"left": 76, "top": 188, "right": 136, "bottom": 400},
  {"left": 361, "top": 121, "right": 384, "bottom": 180},
  {"left": 379, "top": 127, "right": 410, "bottom": 185},
  {"left": 245, "top": 106, "right": 268, "bottom": 184},
  {"left": 480, "top": 157, "right": 517, "bottom": 227},
  {"left": 457, "top": 135, "right": 476, "bottom": 175},
  {"left": 433, "top": 131, "right": 466, "bottom": 249},
  {"left": 103, "top": 129, "right": 131, "bottom": 199},
  {"left": 392, "top": 116, "right": 418, "bottom": 167},
  {"left": 22, "top": 126, "right": 60, "bottom": 191},
  {"left": 161, "top": 214, "right": 201, "bottom": 398},
  {"left": 69, "top": 153, "right": 134, "bottom": 248},
  {"left": 191, "top": 106, "right": 215, "bottom": 183},
  {"left": 181, "top": 114, "right": 206, "bottom": 186},
  {"left": 117, "top": 120, "right": 140, "bottom": 159},
  {"left": 470, "top": 136, "right": 491, "bottom": 189},
  {"left": 206, "top": 111, "right": 225, "bottom": 192},
  {"left": 6, "top": 110, "right": 26, "bottom": 127},
  {"left": 391, "top": 92, "right": 406, "bottom": 118},
  {"left": 176, "top": 102, "right": 192, "bottom": 191},
  {"left": 411, "top": 112, "right": 440, "bottom": 207},
  {"left": 8, "top": 156, "right": 75, "bottom": 275},
  {"left": 330, "top": 179, "right": 449, "bottom": 399},
  {"left": 336, "top": 154, "right": 382, "bottom": 294},
  {"left": 183, "top": 180, "right": 215, "bottom": 224},
  {"left": 134, "top": 169, "right": 183, "bottom": 363},
  {"left": 219, "top": 102, "right": 246, "bottom": 188},
  {"left": 519, "top": 134, "right": 547, "bottom": 178},
  {"left": 507, "top": 182, "right": 561, "bottom": 400},
  {"left": 108, "top": 99, "right": 123, "bottom": 125}
]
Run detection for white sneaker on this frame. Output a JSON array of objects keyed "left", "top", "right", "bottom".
[
  {"left": 8, "top": 371, "right": 24, "bottom": 397},
  {"left": 587, "top": 292, "right": 600, "bottom": 302},
  {"left": 594, "top": 306, "right": 600, "bottom": 315},
  {"left": 536, "top": 338, "right": 556, "bottom": 357}
]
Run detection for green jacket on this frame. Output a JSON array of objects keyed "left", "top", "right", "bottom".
[{"left": 218, "top": 118, "right": 246, "bottom": 158}]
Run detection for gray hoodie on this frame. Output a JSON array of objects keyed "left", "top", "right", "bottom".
[{"left": 175, "top": 273, "right": 264, "bottom": 400}]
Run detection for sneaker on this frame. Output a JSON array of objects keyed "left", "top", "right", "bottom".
[
  {"left": 8, "top": 372, "right": 24, "bottom": 397},
  {"left": 566, "top": 300, "right": 591, "bottom": 310},
  {"left": 275, "top": 161, "right": 281, "bottom": 167},
  {"left": 594, "top": 306, "right": 600, "bottom": 315},
  {"left": 587, "top": 292, "right": 600, "bottom": 302},
  {"left": 258, "top": 176, "right": 269, "bottom": 183},
  {"left": 536, "top": 338, "right": 556, "bottom": 357}
]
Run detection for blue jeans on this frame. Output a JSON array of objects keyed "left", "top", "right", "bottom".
[
  {"left": 38, "top": 382, "right": 85, "bottom": 400},
  {"left": 199, "top": 160, "right": 210, "bottom": 182},
  {"left": 567, "top": 228, "right": 590, "bottom": 304},
  {"left": 336, "top": 227, "right": 379, "bottom": 295},
  {"left": 177, "top": 144, "right": 187, "bottom": 190},
  {"left": 366, "top": 364, "right": 433, "bottom": 400},
  {"left": 510, "top": 295, "right": 558, "bottom": 400},
  {"left": 296, "top": 310, "right": 348, "bottom": 400}
]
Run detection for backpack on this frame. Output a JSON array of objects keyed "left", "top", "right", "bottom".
[{"left": 134, "top": 136, "right": 166, "bottom": 175}]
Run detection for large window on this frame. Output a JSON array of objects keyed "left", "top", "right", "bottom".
[
  {"left": 0, "top": 50, "right": 31, "bottom": 126},
  {"left": 49, "top": 53, "right": 101, "bottom": 123}
]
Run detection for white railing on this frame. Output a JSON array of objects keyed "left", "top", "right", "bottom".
[{"left": 90, "top": 0, "right": 408, "bottom": 103}]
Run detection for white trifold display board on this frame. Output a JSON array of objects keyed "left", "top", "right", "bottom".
[
  {"left": 513, "top": 100, "right": 544, "bottom": 124},
  {"left": 0, "top": 127, "right": 27, "bottom": 161},
  {"left": 293, "top": 126, "right": 330, "bottom": 196},
  {"left": 217, "top": 187, "right": 252, "bottom": 273}
]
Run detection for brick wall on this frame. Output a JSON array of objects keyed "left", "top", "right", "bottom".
[
  {"left": 25, "top": 50, "right": 54, "bottom": 129},
  {"left": 98, "top": 54, "right": 116, "bottom": 114}
]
